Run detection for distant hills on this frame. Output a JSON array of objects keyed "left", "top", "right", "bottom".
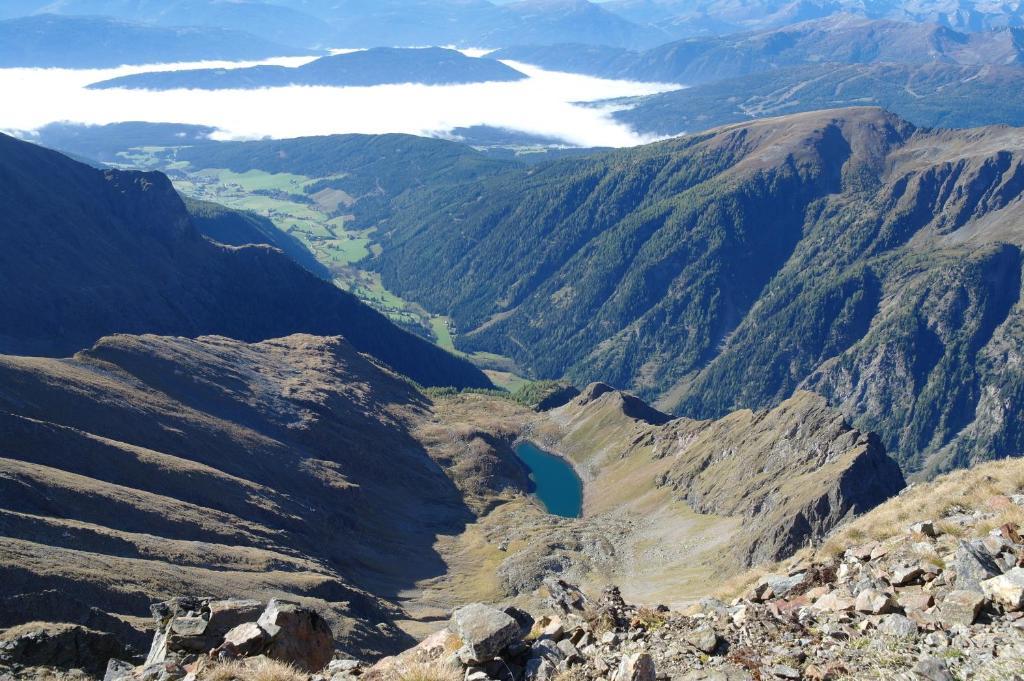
[
  {"left": 0, "top": 14, "right": 314, "bottom": 68},
  {"left": 364, "top": 107, "right": 1024, "bottom": 475},
  {"left": 615, "top": 62, "right": 1024, "bottom": 135},
  {"left": 89, "top": 47, "right": 527, "bottom": 90},
  {"left": 493, "top": 15, "right": 1024, "bottom": 84},
  {"left": 0, "top": 132, "right": 490, "bottom": 389}
]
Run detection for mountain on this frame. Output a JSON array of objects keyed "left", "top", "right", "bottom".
[
  {"left": 492, "top": 15, "right": 1024, "bottom": 84},
  {"left": 89, "top": 47, "right": 527, "bottom": 91},
  {"left": 23, "top": 0, "right": 337, "bottom": 49},
  {"left": 490, "top": 0, "right": 672, "bottom": 49},
  {"left": 0, "top": 333, "right": 518, "bottom": 658},
  {"left": 614, "top": 62, "right": 1024, "bottom": 134},
  {"left": 0, "top": 14, "right": 313, "bottom": 68},
  {"left": 0, "top": 332, "right": 904, "bottom": 666},
  {"left": 183, "top": 197, "right": 331, "bottom": 280},
  {"left": 306, "top": 0, "right": 671, "bottom": 49},
  {"left": 28, "top": 122, "right": 217, "bottom": 165},
  {"left": 605, "top": 0, "right": 1024, "bottom": 37},
  {"left": 0, "top": 132, "right": 489, "bottom": 389},
  {"left": 366, "top": 107, "right": 1024, "bottom": 475}
]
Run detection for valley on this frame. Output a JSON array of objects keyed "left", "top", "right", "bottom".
[{"left": 4, "top": 2, "right": 1024, "bottom": 679}]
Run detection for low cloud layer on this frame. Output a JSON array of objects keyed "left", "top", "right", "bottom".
[{"left": 0, "top": 55, "right": 680, "bottom": 148}]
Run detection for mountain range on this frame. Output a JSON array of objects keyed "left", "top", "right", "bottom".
[
  {"left": 89, "top": 48, "right": 526, "bottom": 90},
  {"left": 0, "top": 132, "right": 488, "bottom": 390},
  {"left": 0, "top": 14, "right": 314, "bottom": 68},
  {"left": 491, "top": 14, "right": 1024, "bottom": 84},
  {"left": 361, "top": 107, "right": 1024, "bottom": 476}
]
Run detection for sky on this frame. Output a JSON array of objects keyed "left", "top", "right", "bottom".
[{"left": 0, "top": 52, "right": 681, "bottom": 148}]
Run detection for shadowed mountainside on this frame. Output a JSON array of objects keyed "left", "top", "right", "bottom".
[
  {"left": 0, "top": 133, "right": 489, "bottom": 390},
  {"left": 0, "top": 333, "right": 527, "bottom": 657},
  {"left": 367, "top": 107, "right": 1024, "bottom": 475}
]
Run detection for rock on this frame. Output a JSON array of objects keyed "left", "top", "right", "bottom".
[
  {"left": 449, "top": 603, "right": 520, "bottom": 665},
  {"left": 812, "top": 593, "right": 856, "bottom": 613},
  {"left": 890, "top": 566, "right": 924, "bottom": 586},
  {"left": 897, "top": 592, "right": 934, "bottom": 612},
  {"left": 954, "top": 540, "right": 1002, "bottom": 591},
  {"left": 207, "top": 599, "right": 264, "bottom": 636},
  {"left": 767, "top": 665, "right": 801, "bottom": 679},
  {"left": 503, "top": 606, "right": 535, "bottom": 638},
  {"left": 939, "top": 590, "right": 985, "bottom": 626},
  {"left": 0, "top": 622, "right": 128, "bottom": 676},
  {"left": 555, "top": 639, "right": 582, "bottom": 664},
  {"left": 911, "top": 522, "right": 938, "bottom": 537},
  {"left": 614, "top": 652, "right": 655, "bottom": 681},
  {"left": 256, "top": 599, "right": 334, "bottom": 672},
  {"left": 854, "top": 589, "right": 896, "bottom": 615},
  {"left": 878, "top": 614, "right": 919, "bottom": 638},
  {"left": 104, "top": 659, "right": 135, "bottom": 681},
  {"left": 363, "top": 629, "right": 461, "bottom": 681},
  {"left": 524, "top": 656, "right": 556, "bottom": 681},
  {"left": 221, "top": 622, "right": 267, "bottom": 656},
  {"left": 685, "top": 625, "right": 720, "bottom": 654},
  {"left": 543, "top": 578, "right": 590, "bottom": 615},
  {"left": 538, "top": 616, "right": 564, "bottom": 641},
  {"left": 981, "top": 567, "right": 1024, "bottom": 611},
  {"left": 753, "top": 573, "right": 805, "bottom": 601},
  {"left": 913, "top": 657, "right": 954, "bottom": 681}
]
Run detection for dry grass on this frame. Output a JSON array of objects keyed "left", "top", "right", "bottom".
[
  {"left": 393, "top": 659, "right": 463, "bottom": 681},
  {"left": 715, "top": 457, "right": 1024, "bottom": 602},
  {"left": 828, "top": 458, "right": 1024, "bottom": 549},
  {"left": 199, "top": 658, "right": 308, "bottom": 681}
]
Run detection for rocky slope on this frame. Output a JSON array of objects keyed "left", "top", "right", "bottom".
[
  {"left": 0, "top": 327, "right": 906, "bottom": 674},
  {"left": 11, "top": 456, "right": 1022, "bottom": 681},
  {"left": 0, "top": 133, "right": 488, "bottom": 390},
  {"left": 369, "top": 107, "right": 1024, "bottom": 475}
]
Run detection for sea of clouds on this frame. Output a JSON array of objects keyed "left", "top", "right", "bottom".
[{"left": 0, "top": 51, "right": 680, "bottom": 148}]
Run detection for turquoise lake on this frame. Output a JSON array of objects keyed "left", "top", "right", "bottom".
[{"left": 514, "top": 441, "right": 583, "bottom": 518}]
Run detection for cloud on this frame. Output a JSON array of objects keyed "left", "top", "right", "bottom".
[{"left": 0, "top": 55, "right": 680, "bottom": 148}]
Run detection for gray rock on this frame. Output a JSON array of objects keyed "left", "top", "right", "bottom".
[
  {"left": 855, "top": 589, "right": 896, "bottom": 615},
  {"left": 878, "top": 614, "right": 919, "bottom": 638},
  {"left": 555, "top": 639, "right": 582, "bottom": 664},
  {"left": 614, "top": 652, "right": 656, "bottom": 681},
  {"left": 524, "top": 656, "right": 556, "bottom": 681},
  {"left": 767, "top": 665, "right": 800, "bottom": 679},
  {"left": 954, "top": 540, "right": 1002, "bottom": 591},
  {"left": 221, "top": 622, "right": 267, "bottom": 656},
  {"left": 914, "top": 656, "right": 954, "bottom": 681},
  {"left": 257, "top": 599, "right": 334, "bottom": 672},
  {"left": 939, "top": 590, "right": 985, "bottom": 626},
  {"left": 449, "top": 603, "right": 521, "bottom": 665},
  {"left": 685, "top": 625, "right": 720, "bottom": 654},
  {"left": 911, "top": 521, "right": 938, "bottom": 537},
  {"left": 981, "top": 567, "right": 1024, "bottom": 611},
  {"left": 104, "top": 659, "right": 135, "bottom": 681}
]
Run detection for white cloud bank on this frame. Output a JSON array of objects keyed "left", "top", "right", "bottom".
[{"left": 0, "top": 55, "right": 680, "bottom": 148}]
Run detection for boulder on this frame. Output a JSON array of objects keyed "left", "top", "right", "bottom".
[
  {"left": 0, "top": 623, "right": 127, "bottom": 676},
  {"left": 221, "top": 622, "right": 268, "bottom": 657},
  {"left": 256, "top": 599, "right": 334, "bottom": 672},
  {"left": 980, "top": 567, "right": 1024, "bottom": 611},
  {"left": 877, "top": 614, "right": 919, "bottom": 638},
  {"left": 854, "top": 589, "right": 896, "bottom": 615},
  {"left": 812, "top": 593, "right": 856, "bottom": 613},
  {"left": 685, "top": 625, "right": 720, "bottom": 654},
  {"left": 362, "top": 629, "right": 461, "bottom": 681},
  {"left": 614, "top": 652, "right": 656, "bottom": 681},
  {"left": 448, "top": 603, "right": 521, "bottom": 665},
  {"left": 889, "top": 566, "right": 924, "bottom": 586},
  {"left": 939, "top": 590, "right": 985, "bottom": 626},
  {"left": 954, "top": 540, "right": 1002, "bottom": 591}
]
